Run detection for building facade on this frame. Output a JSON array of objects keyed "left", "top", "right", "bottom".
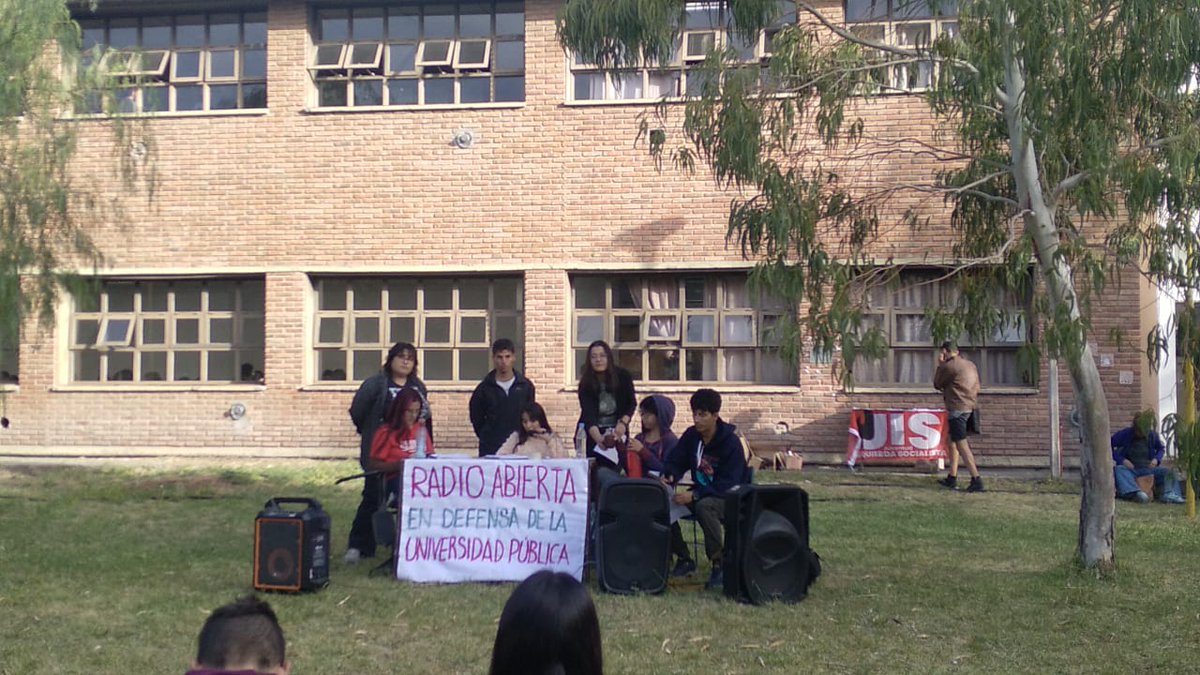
[{"left": 0, "top": 0, "right": 1157, "bottom": 467}]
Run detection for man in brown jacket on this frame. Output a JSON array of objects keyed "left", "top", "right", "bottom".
[{"left": 933, "top": 341, "right": 983, "bottom": 492}]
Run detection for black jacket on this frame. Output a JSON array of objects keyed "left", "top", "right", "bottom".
[
  {"left": 348, "top": 372, "right": 430, "bottom": 468},
  {"left": 576, "top": 366, "right": 636, "bottom": 432},
  {"left": 664, "top": 419, "right": 750, "bottom": 501},
  {"left": 469, "top": 370, "right": 536, "bottom": 456}
]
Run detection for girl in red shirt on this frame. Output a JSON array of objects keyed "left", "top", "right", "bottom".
[{"left": 369, "top": 388, "right": 433, "bottom": 493}]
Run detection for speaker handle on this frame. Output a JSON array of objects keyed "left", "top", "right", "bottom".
[{"left": 264, "top": 497, "right": 324, "bottom": 512}]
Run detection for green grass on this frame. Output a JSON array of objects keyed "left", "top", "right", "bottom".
[{"left": 1, "top": 462, "right": 1197, "bottom": 674}]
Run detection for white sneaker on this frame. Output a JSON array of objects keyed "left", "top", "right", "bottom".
[{"left": 343, "top": 548, "right": 362, "bottom": 564}]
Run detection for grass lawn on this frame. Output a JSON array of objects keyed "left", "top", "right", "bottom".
[{"left": 1, "top": 461, "right": 1197, "bottom": 674}]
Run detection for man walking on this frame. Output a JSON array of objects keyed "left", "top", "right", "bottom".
[
  {"left": 469, "top": 338, "right": 536, "bottom": 456},
  {"left": 933, "top": 341, "right": 983, "bottom": 492}
]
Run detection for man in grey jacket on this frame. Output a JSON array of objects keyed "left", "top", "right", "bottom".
[{"left": 933, "top": 341, "right": 983, "bottom": 492}]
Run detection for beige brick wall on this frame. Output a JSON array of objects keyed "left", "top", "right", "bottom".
[{"left": 0, "top": 0, "right": 1149, "bottom": 468}]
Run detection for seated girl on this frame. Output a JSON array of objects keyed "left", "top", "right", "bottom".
[
  {"left": 496, "top": 402, "right": 572, "bottom": 459},
  {"left": 368, "top": 388, "right": 433, "bottom": 495}
]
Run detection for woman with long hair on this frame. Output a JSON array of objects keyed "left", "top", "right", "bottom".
[
  {"left": 496, "top": 401, "right": 571, "bottom": 459},
  {"left": 576, "top": 340, "right": 635, "bottom": 470},
  {"left": 345, "top": 341, "right": 431, "bottom": 564},
  {"left": 489, "top": 571, "right": 603, "bottom": 675},
  {"left": 368, "top": 388, "right": 433, "bottom": 493}
]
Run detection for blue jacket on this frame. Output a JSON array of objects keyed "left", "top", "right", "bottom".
[
  {"left": 1110, "top": 427, "right": 1165, "bottom": 466},
  {"left": 664, "top": 419, "right": 749, "bottom": 500}
]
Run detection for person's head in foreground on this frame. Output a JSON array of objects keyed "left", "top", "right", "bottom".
[
  {"left": 189, "top": 596, "right": 289, "bottom": 675},
  {"left": 489, "top": 570, "right": 603, "bottom": 675}
]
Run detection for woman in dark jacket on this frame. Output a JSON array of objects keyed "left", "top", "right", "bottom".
[
  {"left": 576, "top": 340, "right": 636, "bottom": 470},
  {"left": 344, "top": 341, "right": 430, "bottom": 563}
]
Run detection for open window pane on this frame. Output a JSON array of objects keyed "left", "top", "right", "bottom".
[
  {"left": 314, "top": 44, "right": 347, "bottom": 69},
  {"left": 417, "top": 40, "right": 453, "bottom": 66},
  {"left": 347, "top": 43, "right": 383, "bottom": 68},
  {"left": 454, "top": 39, "right": 491, "bottom": 68}
]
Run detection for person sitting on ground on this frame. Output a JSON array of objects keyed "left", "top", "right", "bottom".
[
  {"left": 627, "top": 394, "right": 695, "bottom": 577},
  {"left": 186, "top": 596, "right": 289, "bottom": 675},
  {"left": 662, "top": 388, "right": 750, "bottom": 590},
  {"left": 1112, "top": 409, "right": 1184, "bottom": 504},
  {"left": 489, "top": 570, "right": 603, "bottom": 675},
  {"left": 496, "top": 401, "right": 572, "bottom": 459},
  {"left": 368, "top": 388, "right": 433, "bottom": 495}
]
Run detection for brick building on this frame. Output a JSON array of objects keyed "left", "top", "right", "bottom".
[{"left": 0, "top": 0, "right": 1160, "bottom": 468}]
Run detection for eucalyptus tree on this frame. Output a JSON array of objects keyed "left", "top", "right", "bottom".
[
  {"left": 559, "top": 0, "right": 1200, "bottom": 569},
  {"left": 0, "top": 0, "right": 150, "bottom": 374}
]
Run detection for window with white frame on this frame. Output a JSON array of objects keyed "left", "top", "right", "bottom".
[
  {"left": 852, "top": 269, "right": 1031, "bottom": 387},
  {"left": 571, "top": 274, "right": 794, "bottom": 384},
  {"left": 844, "top": 0, "right": 958, "bottom": 92},
  {"left": 313, "top": 277, "right": 523, "bottom": 382},
  {"left": 310, "top": 2, "right": 524, "bottom": 108},
  {"left": 70, "top": 279, "right": 265, "bottom": 383},
  {"left": 76, "top": 12, "right": 267, "bottom": 114},
  {"left": 569, "top": 1, "right": 794, "bottom": 102}
]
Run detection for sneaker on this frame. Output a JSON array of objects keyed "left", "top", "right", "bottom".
[
  {"left": 938, "top": 475, "right": 957, "bottom": 489},
  {"left": 705, "top": 565, "right": 724, "bottom": 591},
  {"left": 966, "top": 477, "right": 984, "bottom": 493},
  {"left": 343, "top": 548, "right": 362, "bottom": 564},
  {"left": 1134, "top": 490, "right": 1151, "bottom": 504},
  {"left": 671, "top": 558, "right": 697, "bottom": 578},
  {"left": 1161, "top": 492, "right": 1185, "bottom": 505}
]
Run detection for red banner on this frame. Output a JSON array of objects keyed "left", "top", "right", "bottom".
[{"left": 846, "top": 409, "right": 948, "bottom": 466}]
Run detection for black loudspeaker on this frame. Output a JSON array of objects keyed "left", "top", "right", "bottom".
[
  {"left": 254, "top": 497, "right": 331, "bottom": 593},
  {"left": 597, "top": 478, "right": 671, "bottom": 594},
  {"left": 723, "top": 484, "right": 820, "bottom": 604}
]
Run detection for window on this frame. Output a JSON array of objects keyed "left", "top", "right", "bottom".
[
  {"left": 76, "top": 13, "right": 268, "bottom": 114},
  {"left": 310, "top": 2, "right": 524, "bottom": 108},
  {"left": 571, "top": 274, "right": 794, "bottom": 384},
  {"left": 313, "top": 277, "right": 523, "bottom": 382},
  {"left": 852, "top": 269, "right": 1031, "bottom": 387},
  {"left": 568, "top": 1, "right": 793, "bottom": 102},
  {"left": 844, "top": 0, "right": 958, "bottom": 92},
  {"left": 70, "top": 279, "right": 265, "bottom": 383}
]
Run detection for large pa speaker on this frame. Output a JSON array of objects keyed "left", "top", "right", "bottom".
[
  {"left": 254, "top": 497, "right": 331, "bottom": 593},
  {"left": 596, "top": 478, "right": 671, "bottom": 594},
  {"left": 723, "top": 484, "right": 820, "bottom": 604}
]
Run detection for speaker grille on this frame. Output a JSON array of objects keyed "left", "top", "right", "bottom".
[
  {"left": 597, "top": 479, "right": 671, "bottom": 594},
  {"left": 255, "top": 518, "right": 304, "bottom": 592}
]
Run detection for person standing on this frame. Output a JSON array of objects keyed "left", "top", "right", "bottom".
[
  {"left": 470, "top": 338, "right": 536, "bottom": 456},
  {"left": 345, "top": 341, "right": 431, "bottom": 564},
  {"left": 576, "top": 339, "right": 636, "bottom": 470},
  {"left": 933, "top": 341, "right": 983, "bottom": 492}
]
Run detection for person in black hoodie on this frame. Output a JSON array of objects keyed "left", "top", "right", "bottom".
[
  {"left": 470, "top": 338, "right": 537, "bottom": 456},
  {"left": 663, "top": 388, "right": 750, "bottom": 590},
  {"left": 344, "top": 341, "right": 431, "bottom": 563}
]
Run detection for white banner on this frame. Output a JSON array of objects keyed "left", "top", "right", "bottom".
[{"left": 395, "top": 458, "right": 589, "bottom": 583}]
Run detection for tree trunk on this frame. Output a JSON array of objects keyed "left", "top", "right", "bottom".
[{"left": 1003, "top": 53, "right": 1116, "bottom": 570}]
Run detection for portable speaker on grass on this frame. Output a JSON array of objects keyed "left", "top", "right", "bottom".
[
  {"left": 254, "top": 497, "right": 331, "bottom": 593},
  {"left": 723, "top": 484, "right": 820, "bottom": 604},
  {"left": 596, "top": 478, "right": 671, "bottom": 594}
]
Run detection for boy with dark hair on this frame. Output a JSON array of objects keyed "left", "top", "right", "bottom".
[
  {"left": 470, "top": 338, "right": 537, "bottom": 456},
  {"left": 663, "top": 388, "right": 750, "bottom": 590},
  {"left": 187, "top": 596, "right": 289, "bottom": 675},
  {"left": 933, "top": 341, "right": 983, "bottom": 492}
]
